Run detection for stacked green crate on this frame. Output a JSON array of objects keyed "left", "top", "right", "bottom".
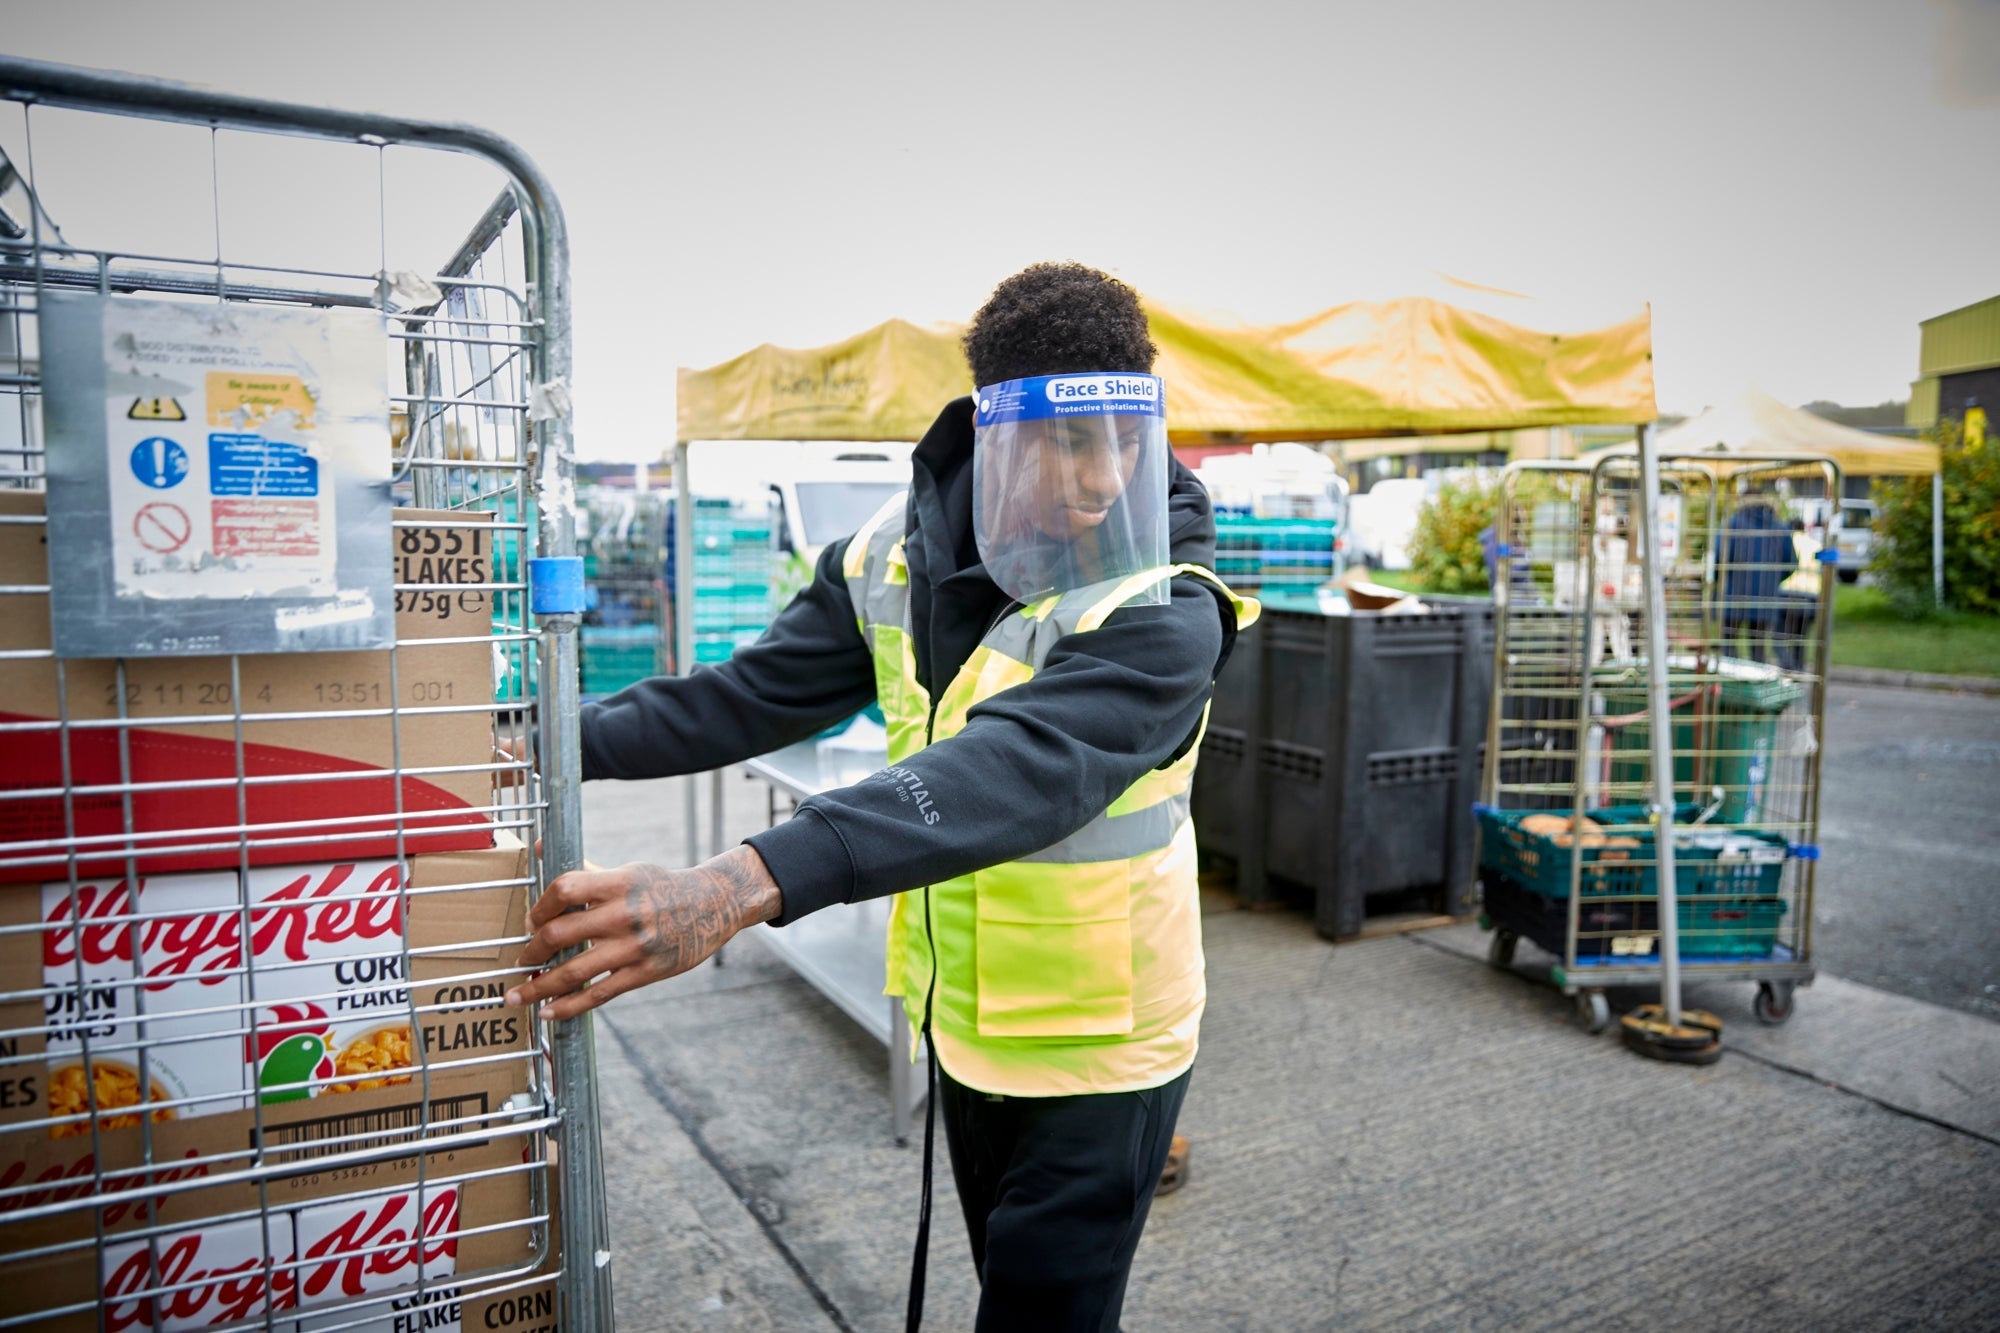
[
  {"left": 1214, "top": 512, "right": 1338, "bottom": 593},
  {"left": 579, "top": 488, "right": 668, "bottom": 696},
  {"left": 690, "top": 496, "right": 777, "bottom": 664},
  {"left": 579, "top": 624, "right": 660, "bottom": 691},
  {"left": 488, "top": 488, "right": 535, "bottom": 706}
]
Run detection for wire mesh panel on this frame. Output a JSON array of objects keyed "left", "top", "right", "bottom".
[
  {"left": 1479, "top": 453, "right": 1834, "bottom": 1021},
  {"left": 0, "top": 57, "right": 608, "bottom": 1330}
]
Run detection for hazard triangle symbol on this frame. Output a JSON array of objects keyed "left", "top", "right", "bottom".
[{"left": 127, "top": 397, "right": 186, "bottom": 421}]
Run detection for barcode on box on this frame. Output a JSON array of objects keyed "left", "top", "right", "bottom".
[{"left": 259, "top": 1092, "right": 491, "bottom": 1164}]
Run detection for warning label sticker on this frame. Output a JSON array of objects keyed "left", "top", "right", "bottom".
[
  {"left": 206, "top": 371, "right": 317, "bottom": 432},
  {"left": 134, "top": 501, "right": 194, "bottom": 553},
  {"left": 90, "top": 302, "right": 384, "bottom": 603},
  {"left": 212, "top": 498, "right": 322, "bottom": 558},
  {"left": 127, "top": 395, "right": 186, "bottom": 421}
]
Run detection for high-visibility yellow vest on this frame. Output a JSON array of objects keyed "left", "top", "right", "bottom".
[{"left": 842, "top": 493, "right": 1260, "bottom": 1096}]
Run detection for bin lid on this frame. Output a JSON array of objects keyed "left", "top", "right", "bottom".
[{"left": 1593, "top": 655, "right": 1804, "bottom": 711}]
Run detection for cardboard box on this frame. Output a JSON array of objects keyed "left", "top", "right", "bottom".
[
  {"left": 0, "top": 1061, "right": 532, "bottom": 1233},
  {"left": 0, "top": 834, "right": 548, "bottom": 1329},
  {"left": 2, "top": 1155, "right": 553, "bottom": 1332},
  {"left": 0, "top": 837, "right": 533, "bottom": 1140},
  {"left": 0, "top": 495, "right": 502, "bottom": 883}
]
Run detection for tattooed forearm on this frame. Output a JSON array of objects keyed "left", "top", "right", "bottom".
[
  {"left": 626, "top": 845, "right": 783, "bottom": 980},
  {"left": 507, "top": 845, "right": 783, "bottom": 1020}
]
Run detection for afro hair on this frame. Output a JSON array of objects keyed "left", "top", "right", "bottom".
[{"left": 963, "top": 262, "right": 1157, "bottom": 389}]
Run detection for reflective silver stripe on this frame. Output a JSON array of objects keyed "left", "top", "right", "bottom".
[
  {"left": 1018, "top": 790, "right": 1192, "bottom": 864},
  {"left": 981, "top": 568, "right": 1175, "bottom": 665},
  {"left": 1075, "top": 566, "right": 1180, "bottom": 633},
  {"left": 1045, "top": 571, "right": 1157, "bottom": 638},
  {"left": 847, "top": 508, "right": 912, "bottom": 636},
  {"left": 844, "top": 489, "right": 907, "bottom": 581},
  {"left": 865, "top": 542, "right": 911, "bottom": 632},
  {"left": 981, "top": 605, "right": 1067, "bottom": 665},
  {"left": 872, "top": 560, "right": 1201, "bottom": 659},
  {"left": 857, "top": 554, "right": 1213, "bottom": 860}
]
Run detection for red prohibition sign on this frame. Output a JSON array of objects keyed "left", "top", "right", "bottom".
[{"left": 134, "top": 501, "right": 192, "bottom": 553}]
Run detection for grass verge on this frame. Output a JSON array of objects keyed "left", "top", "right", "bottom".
[
  {"left": 1362, "top": 569, "right": 1428, "bottom": 594},
  {"left": 1829, "top": 584, "right": 2000, "bottom": 678}
]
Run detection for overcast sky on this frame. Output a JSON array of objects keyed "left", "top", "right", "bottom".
[{"left": 8, "top": 0, "right": 1998, "bottom": 462}]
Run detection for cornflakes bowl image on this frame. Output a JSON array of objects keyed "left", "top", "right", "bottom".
[
  {"left": 327, "top": 1024, "right": 416, "bottom": 1095},
  {"left": 47, "top": 1060, "right": 174, "bottom": 1139}
]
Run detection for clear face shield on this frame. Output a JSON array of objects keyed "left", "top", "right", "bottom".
[{"left": 973, "top": 373, "right": 1171, "bottom": 607}]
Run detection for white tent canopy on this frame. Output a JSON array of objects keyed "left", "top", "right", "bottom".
[
  {"left": 1594, "top": 386, "right": 1944, "bottom": 602},
  {"left": 1650, "top": 386, "right": 1938, "bottom": 476}
]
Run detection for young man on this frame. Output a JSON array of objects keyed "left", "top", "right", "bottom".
[{"left": 507, "top": 262, "right": 1251, "bottom": 1331}]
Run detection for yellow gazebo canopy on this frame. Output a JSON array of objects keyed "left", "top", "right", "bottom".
[{"left": 676, "top": 297, "right": 1658, "bottom": 443}]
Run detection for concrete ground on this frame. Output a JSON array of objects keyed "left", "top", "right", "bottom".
[
  {"left": 572, "top": 684, "right": 2000, "bottom": 1332},
  {"left": 1813, "top": 683, "right": 2000, "bottom": 1019}
]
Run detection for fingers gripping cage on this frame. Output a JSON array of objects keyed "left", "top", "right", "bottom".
[{"left": 0, "top": 55, "right": 611, "bottom": 1329}]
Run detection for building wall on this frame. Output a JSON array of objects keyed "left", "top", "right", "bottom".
[
  {"left": 1938, "top": 367, "right": 2000, "bottom": 424},
  {"left": 1919, "top": 295, "right": 2000, "bottom": 379},
  {"left": 1908, "top": 295, "right": 1999, "bottom": 428}
]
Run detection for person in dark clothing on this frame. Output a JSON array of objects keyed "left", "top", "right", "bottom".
[
  {"left": 506, "top": 263, "right": 1245, "bottom": 1331},
  {"left": 1721, "top": 495, "right": 1797, "bottom": 667}
]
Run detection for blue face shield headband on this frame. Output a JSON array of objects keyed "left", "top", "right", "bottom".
[{"left": 972, "top": 373, "right": 1170, "bottom": 605}]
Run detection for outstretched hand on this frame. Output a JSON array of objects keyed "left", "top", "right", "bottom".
[{"left": 505, "top": 844, "right": 783, "bottom": 1022}]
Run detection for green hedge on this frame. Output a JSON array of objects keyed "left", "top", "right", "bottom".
[
  {"left": 1409, "top": 476, "right": 1501, "bottom": 594},
  {"left": 1872, "top": 417, "right": 2000, "bottom": 614}
]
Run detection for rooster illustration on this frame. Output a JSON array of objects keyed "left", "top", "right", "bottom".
[{"left": 248, "top": 1002, "right": 336, "bottom": 1104}]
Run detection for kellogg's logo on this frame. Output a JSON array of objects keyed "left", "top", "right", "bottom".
[
  {"left": 43, "top": 862, "right": 406, "bottom": 991},
  {"left": 296, "top": 1187, "right": 461, "bottom": 1304},
  {"left": 0, "top": 1150, "right": 210, "bottom": 1223},
  {"left": 99, "top": 1186, "right": 460, "bottom": 1330}
]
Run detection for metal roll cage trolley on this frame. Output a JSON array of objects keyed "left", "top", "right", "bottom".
[
  {"left": 0, "top": 58, "right": 613, "bottom": 1329},
  {"left": 1478, "top": 435, "right": 1835, "bottom": 1052}
]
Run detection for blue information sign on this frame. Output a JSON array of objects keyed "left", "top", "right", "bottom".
[
  {"left": 209, "top": 433, "right": 321, "bottom": 498},
  {"left": 128, "top": 436, "right": 190, "bottom": 489}
]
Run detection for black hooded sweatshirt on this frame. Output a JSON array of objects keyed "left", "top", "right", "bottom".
[{"left": 579, "top": 397, "right": 1237, "bottom": 925}]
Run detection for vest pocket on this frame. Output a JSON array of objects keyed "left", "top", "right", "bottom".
[{"left": 974, "top": 860, "right": 1134, "bottom": 1038}]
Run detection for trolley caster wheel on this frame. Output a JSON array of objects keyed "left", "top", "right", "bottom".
[
  {"left": 1573, "top": 990, "right": 1611, "bottom": 1034},
  {"left": 1753, "top": 983, "right": 1794, "bottom": 1026},
  {"left": 1620, "top": 1008, "right": 1725, "bottom": 1065},
  {"left": 1488, "top": 930, "right": 1518, "bottom": 970}
]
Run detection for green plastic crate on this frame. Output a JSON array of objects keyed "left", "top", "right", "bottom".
[
  {"left": 1485, "top": 870, "right": 1788, "bottom": 960},
  {"left": 1475, "top": 804, "right": 1789, "bottom": 900}
]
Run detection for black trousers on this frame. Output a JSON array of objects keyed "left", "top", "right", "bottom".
[{"left": 937, "top": 1063, "right": 1191, "bottom": 1333}]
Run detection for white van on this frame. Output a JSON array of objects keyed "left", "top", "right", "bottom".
[
  {"left": 1831, "top": 498, "right": 1875, "bottom": 584},
  {"left": 680, "top": 439, "right": 915, "bottom": 604},
  {"left": 1347, "top": 477, "right": 1428, "bottom": 570}
]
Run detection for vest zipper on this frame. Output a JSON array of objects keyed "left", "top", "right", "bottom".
[
  {"left": 905, "top": 692, "right": 944, "bottom": 1333},
  {"left": 908, "top": 592, "right": 1015, "bottom": 1332}
]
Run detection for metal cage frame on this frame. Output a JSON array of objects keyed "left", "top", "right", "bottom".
[
  {"left": 1478, "top": 447, "right": 1836, "bottom": 1029},
  {"left": 0, "top": 55, "right": 611, "bottom": 1330}
]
